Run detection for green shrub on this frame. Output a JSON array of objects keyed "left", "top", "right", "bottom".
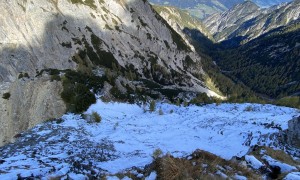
[
  {"left": 62, "top": 82, "right": 96, "bottom": 113},
  {"left": 60, "top": 70, "right": 106, "bottom": 113},
  {"left": 156, "top": 89, "right": 183, "bottom": 101},
  {"left": 125, "top": 70, "right": 137, "bottom": 81},
  {"left": 51, "top": 74, "right": 61, "bottom": 82},
  {"left": 18, "top": 73, "right": 23, "bottom": 79},
  {"left": 70, "top": 0, "right": 96, "bottom": 9},
  {"left": 110, "top": 86, "right": 128, "bottom": 100},
  {"left": 176, "top": 99, "right": 181, "bottom": 106},
  {"left": 152, "top": 148, "right": 163, "bottom": 159},
  {"left": 275, "top": 96, "right": 300, "bottom": 109},
  {"left": 190, "top": 93, "right": 213, "bottom": 105},
  {"left": 23, "top": 73, "right": 30, "bottom": 78},
  {"left": 18, "top": 72, "right": 30, "bottom": 79},
  {"left": 61, "top": 75, "right": 96, "bottom": 113},
  {"left": 2, "top": 92, "right": 11, "bottom": 100},
  {"left": 92, "top": 111, "right": 101, "bottom": 123},
  {"left": 183, "top": 101, "right": 189, "bottom": 107},
  {"left": 215, "top": 99, "right": 222, "bottom": 106},
  {"left": 105, "top": 69, "right": 115, "bottom": 85},
  {"left": 150, "top": 100, "right": 156, "bottom": 112}
]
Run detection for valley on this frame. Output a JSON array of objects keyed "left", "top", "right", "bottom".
[
  {"left": 154, "top": 0, "right": 300, "bottom": 107},
  {"left": 0, "top": 0, "right": 299, "bottom": 179}
]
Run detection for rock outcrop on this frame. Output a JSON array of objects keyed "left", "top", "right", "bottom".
[
  {"left": 0, "top": 77, "right": 66, "bottom": 145},
  {"left": 287, "top": 116, "right": 300, "bottom": 148}
]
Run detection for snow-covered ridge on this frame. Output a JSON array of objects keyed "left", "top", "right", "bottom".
[{"left": 0, "top": 100, "right": 299, "bottom": 179}]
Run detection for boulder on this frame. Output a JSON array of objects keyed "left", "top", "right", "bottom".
[{"left": 286, "top": 116, "right": 300, "bottom": 148}]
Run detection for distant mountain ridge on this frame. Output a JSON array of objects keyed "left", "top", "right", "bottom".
[
  {"left": 149, "top": 0, "right": 292, "bottom": 19},
  {"left": 204, "top": 0, "right": 300, "bottom": 44},
  {"left": 149, "top": 0, "right": 292, "bottom": 9}
]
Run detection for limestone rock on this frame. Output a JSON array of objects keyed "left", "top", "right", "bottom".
[{"left": 0, "top": 77, "right": 65, "bottom": 146}]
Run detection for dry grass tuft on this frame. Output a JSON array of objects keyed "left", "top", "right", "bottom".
[
  {"left": 250, "top": 146, "right": 299, "bottom": 166},
  {"left": 264, "top": 147, "right": 298, "bottom": 166},
  {"left": 154, "top": 150, "right": 260, "bottom": 180},
  {"left": 157, "top": 155, "right": 196, "bottom": 180}
]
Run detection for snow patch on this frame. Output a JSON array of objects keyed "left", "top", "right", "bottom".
[
  {"left": 234, "top": 174, "right": 248, "bottom": 180},
  {"left": 245, "top": 155, "right": 264, "bottom": 169},
  {"left": 262, "top": 155, "right": 297, "bottom": 173},
  {"left": 284, "top": 172, "right": 300, "bottom": 180},
  {"left": 145, "top": 172, "right": 157, "bottom": 180}
]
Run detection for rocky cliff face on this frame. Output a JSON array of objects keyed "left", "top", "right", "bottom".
[
  {"left": 204, "top": 0, "right": 300, "bottom": 43},
  {"left": 150, "top": 0, "right": 228, "bottom": 19},
  {"left": 204, "top": 1, "right": 260, "bottom": 40},
  {"left": 152, "top": 5, "right": 214, "bottom": 50},
  {"left": 0, "top": 77, "right": 66, "bottom": 145},
  {"left": 0, "top": 0, "right": 219, "bottom": 146}
]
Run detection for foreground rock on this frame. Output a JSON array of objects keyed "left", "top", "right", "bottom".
[{"left": 287, "top": 116, "right": 300, "bottom": 148}]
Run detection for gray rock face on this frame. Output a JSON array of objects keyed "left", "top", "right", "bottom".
[
  {"left": 0, "top": 77, "right": 66, "bottom": 145},
  {"left": 0, "top": 0, "right": 220, "bottom": 146},
  {"left": 205, "top": 1, "right": 260, "bottom": 34},
  {"left": 153, "top": 5, "right": 214, "bottom": 47},
  {"left": 287, "top": 116, "right": 300, "bottom": 148}
]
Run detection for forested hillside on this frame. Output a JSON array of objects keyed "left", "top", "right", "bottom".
[{"left": 216, "top": 20, "right": 300, "bottom": 106}]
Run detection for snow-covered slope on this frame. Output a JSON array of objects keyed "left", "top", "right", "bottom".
[{"left": 0, "top": 100, "right": 299, "bottom": 179}]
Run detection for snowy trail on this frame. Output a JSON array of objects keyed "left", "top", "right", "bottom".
[{"left": 0, "top": 100, "right": 299, "bottom": 179}]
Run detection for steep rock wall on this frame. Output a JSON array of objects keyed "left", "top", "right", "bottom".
[{"left": 0, "top": 77, "right": 65, "bottom": 145}]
